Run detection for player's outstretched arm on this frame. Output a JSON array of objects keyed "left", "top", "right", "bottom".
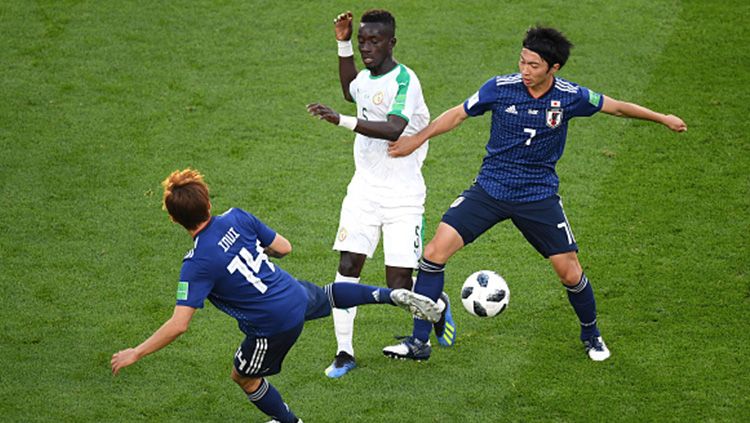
[
  {"left": 111, "top": 305, "right": 196, "bottom": 375},
  {"left": 388, "top": 104, "right": 469, "bottom": 157},
  {"left": 334, "top": 11, "right": 357, "bottom": 103},
  {"left": 306, "top": 103, "right": 408, "bottom": 140},
  {"left": 600, "top": 96, "right": 687, "bottom": 132}
]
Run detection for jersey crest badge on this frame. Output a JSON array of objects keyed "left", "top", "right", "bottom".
[
  {"left": 546, "top": 100, "right": 563, "bottom": 128},
  {"left": 372, "top": 91, "right": 384, "bottom": 105}
]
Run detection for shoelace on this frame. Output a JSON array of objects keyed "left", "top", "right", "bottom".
[
  {"left": 393, "top": 335, "right": 421, "bottom": 347},
  {"left": 586, "top": 337, "right": 603, "bottom": 351}
]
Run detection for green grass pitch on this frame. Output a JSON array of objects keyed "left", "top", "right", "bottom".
[{"left": 1, "top": 1, "right": 748, "bottom": 421}]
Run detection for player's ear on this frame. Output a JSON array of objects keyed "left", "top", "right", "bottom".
[
  {"left": 390, "top": 37, "right": 397, "bottom": 49},
  {"left": 549, "top": 63, "right": 561, "bottom": 75}
]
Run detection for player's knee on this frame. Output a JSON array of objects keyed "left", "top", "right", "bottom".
[
  {"left": 550, "top": 253, "right": 582, "bottom": 286},
  {"left": 230, "top": 368, "right": 261, "bottom": 393},
  {"left": 338, "top": 263, "right": 359, "bottom": 277},
  {"left": 230, "top": 367, "right": 243, "bottom": 384},
  {"left": 423, "top": 224, "right": 463, "bottom": 263},
  {"left": 558, "top": 268, "right": 583, "bottom": 286},
  {"left": 424, "top": 241, "right": 449, "bottom": 264},
  {"left": 338, "top": 253, "right": 364, "bottom": 277}
]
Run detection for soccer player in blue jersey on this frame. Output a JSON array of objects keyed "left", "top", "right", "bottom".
[
  {"left": 385, "top": 26, "right": 687, "bottom": 361},
  {"left": 110, "top": 169, "right": 442, "bottom": 423}
]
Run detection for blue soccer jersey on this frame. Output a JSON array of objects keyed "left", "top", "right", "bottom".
[
  {"left": 463, "top": 73, "right": 603, "bottom": 202},
  {"left": 176, "top": 208, "right": 306, "bottom": 337}
]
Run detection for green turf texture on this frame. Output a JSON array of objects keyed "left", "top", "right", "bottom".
[{"left": 1, "top": 0, "right": 748, "bottom": 421}]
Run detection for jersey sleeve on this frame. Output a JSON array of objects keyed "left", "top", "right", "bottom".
[
  {"left": 463, "top": 77, "right": 499, "bottom": 117},
  {"left": 569, "top": 86, "right": 604, "bottom": 118},
  {"left": 349, "top": 73, "right": 360, "bottom": 103},
  {"left": 176, "top": 260, "right": 214, "bottom": 309},
  {"left": 235, "top": 208, "right": 277, "bottom": 247},
  {"left": 387, "top": 66, "right": 421, "bottom": 123}
]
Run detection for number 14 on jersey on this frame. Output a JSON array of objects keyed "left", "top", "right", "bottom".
[{"left": 226, "top": 241, "right": 275, "bottom": 293}]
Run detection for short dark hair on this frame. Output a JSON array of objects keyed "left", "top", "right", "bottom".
[
  {"left": 162, "top": 169, "right": 211, "bottom": 230},
  {"left": 522, "top": 26, "right": 573, "bottom": 69},
  {"left": 361, "top": 9, "right": 396, "bottom": 37}
]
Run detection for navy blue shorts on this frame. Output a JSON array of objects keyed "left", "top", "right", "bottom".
[
  {"left": 234, "top": 322, "right": 303, "bottom": 377},
  {"left": 233, "top": 280, "right": 332, "bottom": 377},
  {"left": 441, "top": 183, "right": 578, "bottom": 258}
]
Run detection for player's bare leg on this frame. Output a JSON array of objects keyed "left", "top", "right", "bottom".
[
  {"left": 385, "top": 266, "right": 413, "bottom": 289},
  {"left": 549, "top": 251, "right": 583, "bottom": 286},
  {"left": 338, "top": 251, "right": 367, "bottom": 279},
  {"left": 550, "top": 252, "right": 610, "bottom": 361},
  {"left": 423, "top": 222, "right": 465, "bottom": 263}
]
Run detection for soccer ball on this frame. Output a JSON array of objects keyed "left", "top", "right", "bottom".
[{"left": 460, "top": 270, "right": 510, "bottom": 318}]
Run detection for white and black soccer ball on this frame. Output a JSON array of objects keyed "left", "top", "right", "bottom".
[{"left": 460, "top": 270, "right": 510, "bottom": 318}]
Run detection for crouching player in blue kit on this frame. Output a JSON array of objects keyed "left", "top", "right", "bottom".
[
  {"left": 386, "top": 27, "right": 687, "bottom": 362},
  {"left": 110, "top": 169, "right": 442, "bottom": 423}
]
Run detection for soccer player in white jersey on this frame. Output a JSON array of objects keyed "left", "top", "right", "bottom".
[
  {"left": 307, "top": 10, "right": 455, "bottom": 378},
  {"left": 387, "top": 26, "right": 687, "bottom": 362}
]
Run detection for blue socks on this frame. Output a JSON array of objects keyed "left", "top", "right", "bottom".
[
  {"left": 247, "top": 378, "right": 298, "bottom": 423},
  {"left": 564, "top": 274, "right": 600, "bottom": 340},
  {"left": 324, "top": 282, "right": 393, "bottom": 309},
  {"left": 412, "top": 258, "right": 445, "bottom": 342}
]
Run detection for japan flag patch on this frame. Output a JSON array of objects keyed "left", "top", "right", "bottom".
[{"left": 546, "top": 100, "right": 563, "bottom": 128}]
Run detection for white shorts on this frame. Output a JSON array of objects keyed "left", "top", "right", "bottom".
[{"left": 333, "top": 194, "right": 424, "bottom": 268}]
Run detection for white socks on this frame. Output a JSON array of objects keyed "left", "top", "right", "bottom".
[{"left": 333, "top": 272, "right": 360, "bottom": 356}]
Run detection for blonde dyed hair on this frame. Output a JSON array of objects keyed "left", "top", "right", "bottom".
[{"left": 161, "top": 168, "right": 210, "bottom": 230}]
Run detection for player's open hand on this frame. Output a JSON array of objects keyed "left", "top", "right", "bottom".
[
  {"left": 334, "top": 11, "right": 353, "bottom": 41},
  {"left": 663, "top": 114, "right": 687, "bottom": 132},
  {"left": 307, "top": 103, "right": 340, "bottom": 125},
  {"left": 111, "top": 348, "right": 140, "bottom": 376},
  {"left": 388, "top": 134, "right": 422, "bottom": 157}
]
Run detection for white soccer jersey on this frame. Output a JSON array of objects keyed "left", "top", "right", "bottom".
[{"left": 347, "top": 63, "right": 430, "bottom": 207}]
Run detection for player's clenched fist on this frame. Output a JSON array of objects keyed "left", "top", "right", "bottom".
[{"left": 663, "top": 114, "right": 687, "bottom": 132}]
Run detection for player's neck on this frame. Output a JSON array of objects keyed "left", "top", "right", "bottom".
[
  {"left": 189, "top": 218, "right": 211, "bottom": 238},
  {"left": 527, "top": 76, "right": 555, "bottom": 99},
  {"left": 369, "top": 58, "right": 398, "bottom": 76}
]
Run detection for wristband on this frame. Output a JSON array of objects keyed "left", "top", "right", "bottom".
[
  {"left": 338, "top": 115, "right": 357, "bottom": 131},
  {"left": 337, "top": 40, "right": 354, "bottom": 57}
]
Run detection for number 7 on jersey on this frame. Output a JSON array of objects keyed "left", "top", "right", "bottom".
[{"left": 524, "top": 128, "right": 537, "bottom": 146}]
